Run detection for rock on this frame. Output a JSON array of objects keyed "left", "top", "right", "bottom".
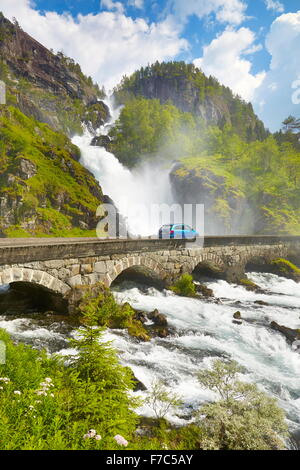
[
  {"left": 17, "top": 159, "right": 37, "bottom": 179},
  {"left": 90, "top": 135, "right": 111, "bottom": 148},
  {"left": 254, "top": 300, "right": 269, "bottom": 306},
  {"left": 155, "top": 327, "right": 170, "bottom": 338},
  {"left": 147, "top": 309, "right": 168, "bottom": 326},
  {"left": 292, "top": 340, "right": 300, "bottom": 352},
  {"left": 134, "top": 310, "right": 148, "bottom": 324},
  {"left": 238, "top": 278, "right": 261, "bottom": 292},
  {"left": 270, "top": 258, "right": 300, "bottom": 282},
  {"left": 233, "top": 311, "right": 241, "bottom": 319},
  {"left": 83, "top": 101, "right": 111, "bottom": 132},
  {"left": 232, "top": 320, "right": 243, "bottom": 325},
  {"left": 270, "top": 321, "right": 300, "bottom": 343},
  {"left": 132, "top": 374, "right": 147, "bottom": 392},
  {"left": 196, "top": 284, "right": 214, "bottom": 297},
  {"left": 78, "top": 220, "right": 89, "bottom": 230}
]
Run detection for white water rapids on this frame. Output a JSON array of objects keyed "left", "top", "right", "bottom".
[{"left": 0, "top": 273, "right": 299, "bottom": 444}]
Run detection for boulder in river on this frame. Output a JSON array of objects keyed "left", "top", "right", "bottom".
[
  {"left": 147, "top": 309, "right": 168, "bottom": 326},
  {"left": 195, "top": 284, "right": 214, "bottom": 298},
  {"left": 254, "top": 300, "right": 269, "bottom": 306},
  {"left": 270, "top": 321, "right": 300, "bottom": 343}
]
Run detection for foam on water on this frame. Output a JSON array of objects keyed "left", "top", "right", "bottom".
[
  {"left": 112, "top": 274, "right": 300, "bottom": 426},
  {"left": 0, "top": 317, "right": 68, "bottom": 352}
]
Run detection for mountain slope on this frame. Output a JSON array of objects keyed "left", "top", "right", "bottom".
[
  {"left": 0, "top": 12, "right": 109, "bottom": 136},
  {"left": 0, "top": 106, "right": 103, "bottom": 237},
  {"left": 113, "top": 61, "right": 268, "bottom": 141},
  {"left": 0, "top": 13, "right": 107, "bottom": 237},
  {"left": 110, "top": 62, "right": 300, "bottom": 235}
]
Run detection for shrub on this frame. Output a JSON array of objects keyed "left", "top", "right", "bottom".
[
  {"left": 196, "top": 359, "right": 288, "bottom": 450},
  {"left": 145, "top": 379, "right": 182, "bottom": 419},
  {"left": 170, "top": 274, "right": 197, "bottom": 297}
]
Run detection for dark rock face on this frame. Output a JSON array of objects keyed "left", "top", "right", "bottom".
[
  {"left": 83, "top": 101, "right": 111, "bottom": 134},
  {"left": 0, "top": 14, "right": 108, "bottom": 135},
  {"left": 91, "top": 135, "right": 111, "bottom": 148},
  {"left": 147, "top": 309, "right": 168, "bottom": 326},
  {"left": 270, "top": 321, "right": 300, "bottom": 343},
  {"left": 134, "top": 308, "right": 173, "bottom": 338},
  {"left": 131, "top": 373, "right": 147, "bottom": 391}
]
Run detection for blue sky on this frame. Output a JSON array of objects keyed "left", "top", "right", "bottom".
[{"left": 1, "top": 0, "right": 300, "bottom": 130}]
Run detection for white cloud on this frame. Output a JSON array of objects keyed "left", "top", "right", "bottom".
[
  {"left": 166, "top": 0, "right": 248, "bottom": 26},
  {"left": 253, "top": 11, "right": 300, "bottom": 131},
  {"left": 101, "top": 0, "right": 125, "bottom": 14},
  {"left": 0, "top": 0, "right": 187, "bottom": 91},
  {"left": 193, "top": 28, "right": 265, "bottom": 101},
  {"left": 128, "top": 0, "right": 144, "bottom": 9},
  {"left": 265, "top": 0, "right": 285, "bottom": 13}
]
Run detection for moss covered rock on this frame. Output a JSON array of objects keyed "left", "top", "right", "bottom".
[{"left": 270, "top": 258, "right": 300, "bottom": 281}]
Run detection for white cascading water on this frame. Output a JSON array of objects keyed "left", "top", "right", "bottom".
[{"left": 72, "top": 98, "right": 175, "bottom": 236}]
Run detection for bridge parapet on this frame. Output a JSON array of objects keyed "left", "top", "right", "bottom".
[{"left": 0, "top": 236, "right": 299, "bottom": 297}]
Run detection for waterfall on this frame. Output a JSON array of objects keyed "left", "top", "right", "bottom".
[{"left": 72, "top": 99, "right": 175, "bottom": 236}]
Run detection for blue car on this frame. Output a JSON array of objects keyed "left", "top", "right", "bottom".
[{"left": 158, "top": 224, "right": 199, "bottom": 240}]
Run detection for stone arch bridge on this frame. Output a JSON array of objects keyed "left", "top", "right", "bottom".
[{"left": 0, "top": 236, "right": 299, "bottom": 307}]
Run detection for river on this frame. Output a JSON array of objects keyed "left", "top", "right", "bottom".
[{"left": 0, "top": 272, "right": 299, "bottom": 446}]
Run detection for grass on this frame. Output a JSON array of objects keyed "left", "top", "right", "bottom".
[{"left": 0, "top": 106, "right": 103, "bottom": 237}]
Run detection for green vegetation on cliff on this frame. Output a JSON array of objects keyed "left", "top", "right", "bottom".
[
  {"left": 114, "top": 61, "right": 268, "bottom": 142},
  {"left": 0, "top": 106, "right": 103, "bottom": 236},
  {"left": 108, "top": 87, "right": 300, "bottom": 234}
]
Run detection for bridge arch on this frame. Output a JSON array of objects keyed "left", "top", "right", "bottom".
[
  {"left": 0, "top": 268, "right": 71, "bottom": 296},
  {"left": 190, "top": 253, "right": 227, "bottom": 279},
  {"left": 104, "top": 256, "right": 169, "bottom": 287}
]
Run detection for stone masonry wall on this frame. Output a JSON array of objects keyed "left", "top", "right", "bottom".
[{"left": 0, "top": 241, "right": 294, "bottom": 296}]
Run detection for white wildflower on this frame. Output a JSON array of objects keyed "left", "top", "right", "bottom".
[
  {"left": 83, "top": 429, "right": 98, "bottom": 440},
  {"left": 0, "top": 377, "right": 10, "bottom": 383},
  {"left": 13, "top": 390, "right": 21, "bottom": 395},
  {"left": 114, "top": 434, "right": 128, "bottom": 447},
  {"left": 95, "top": 434, "right": 102, "bottom": 441}
]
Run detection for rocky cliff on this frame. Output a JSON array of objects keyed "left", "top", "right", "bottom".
[
  {"left": 0, "top": 13, "right": 109, "bottom": 136},
  {"left": 0, "top": 13, "right": 107, "bottom": 237},
  {"left": 113, "top": 61, "right": 268, "bottom": 142},
  {"left": 0, "top": 106, "right": 104, "bottom": 237}
]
